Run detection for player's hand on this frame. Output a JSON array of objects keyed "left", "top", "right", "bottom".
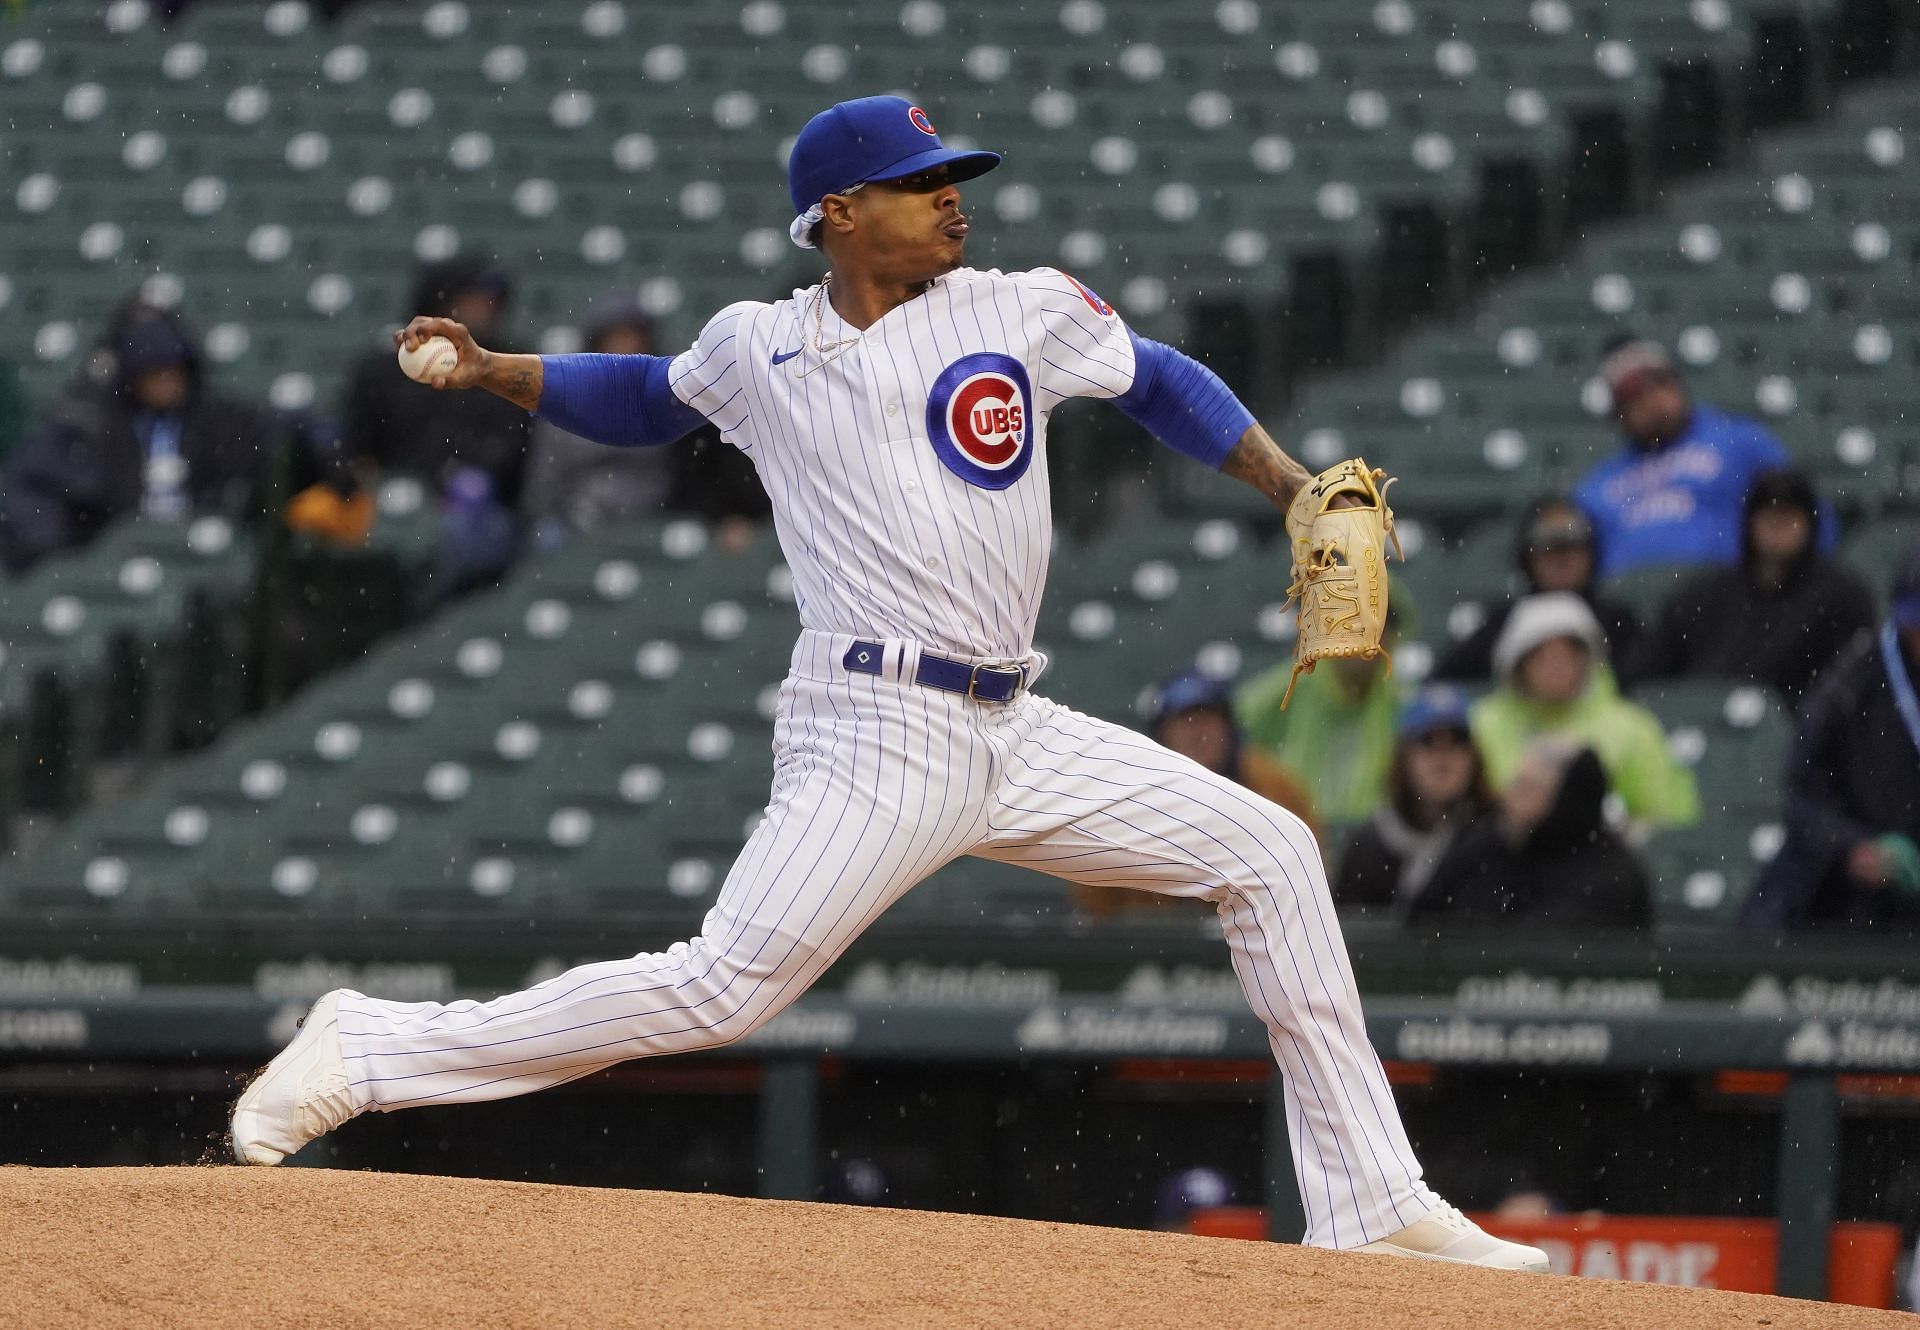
[{"left": 393, "top": 316, "right": 490, "bottom": 391}]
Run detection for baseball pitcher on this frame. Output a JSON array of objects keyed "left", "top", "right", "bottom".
[{"left": 232, "top": 96, "right": 1544, "bottom": 1271}]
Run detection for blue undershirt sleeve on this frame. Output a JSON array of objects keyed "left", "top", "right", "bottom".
[
  {"left": 1111, "top": 332, "right": 1256, "bottom": 470},
  {"left": 533, "top": 353, "right": 708, "bottom": 448}
]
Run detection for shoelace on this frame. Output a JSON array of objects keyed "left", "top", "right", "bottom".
[{"left": 296, "top": 1072, "right": 357, "bottom": 1137}]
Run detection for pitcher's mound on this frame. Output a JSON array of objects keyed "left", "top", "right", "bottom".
[{"left": 1, "top": 1167, "right": 1909, "bottom": 1329}]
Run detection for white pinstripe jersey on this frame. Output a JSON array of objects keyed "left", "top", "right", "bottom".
[{"left": 667, "top": 266, "right": 1137, "bottom": 661}]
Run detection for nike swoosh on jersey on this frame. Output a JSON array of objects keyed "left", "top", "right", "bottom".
[{"left": 771, "top": 347, "right": 803, "bottom": 365}]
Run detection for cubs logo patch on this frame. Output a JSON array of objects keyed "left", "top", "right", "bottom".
[
  {"left": 908, "top": 105, "right": 937, "bottom": 136},
  {"left": 1064, "top": 272, "right": 1115, "bottom": 318},
  {"left": 925, "top": 352, "right": 1034, "bottom": 490}
]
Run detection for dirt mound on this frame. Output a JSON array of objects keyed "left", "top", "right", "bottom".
[{"left": 0, "top": 1167, "right": 1909, "bottom": 1329}]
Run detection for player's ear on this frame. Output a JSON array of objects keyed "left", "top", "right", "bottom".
[{"left": 819, "top": 192, "right": 859, "bottom": 241}]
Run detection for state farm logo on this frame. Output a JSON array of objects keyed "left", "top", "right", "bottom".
[{"left": 925, "top": 351, "right": 1035, "bottom": 490}]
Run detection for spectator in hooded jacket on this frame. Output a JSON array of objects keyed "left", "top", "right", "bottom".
[
  {"left": 341, "top": 255, "right": 530, "bottom": 588},
  {"left": 1, "top": 313, "right": 271, "bottom": 572},
  {"left": 1572, "top": 336, "right": 1794, "bottom": 577},
  {"left": 1435, "top": 497, "right": 1642, "bottom": 684},
  {"left": 1237, "top": 626, "right": 1401, "bottom": 827},
  {"left": 1743, "top": 539, "right": 1920, "bottom": 932},
  {"left": 522, "top": 299, "right": 770, "bottom": 552},
  {"left": 1629, "top": 468, "right": 1876, "bottom": 704},
  {"left": 522, "top": 301, "right": 679, "bottom": 540},
  {"left": 1333, "top": 686, "right": 1505, "bottom": 921},
  {"left": 1471, "top": 592, "right": 1699, "bottom": 828}
]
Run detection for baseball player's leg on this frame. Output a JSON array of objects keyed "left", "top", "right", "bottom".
[
  {"left": 336, "top": 669, "right": 980, "bottom": 1112},
  {"left": 972, "top": 695, "right": 1438, "bottom": 1249},
  {"left": 234, "top": 642, "right": 987, "bottom": 1160}
]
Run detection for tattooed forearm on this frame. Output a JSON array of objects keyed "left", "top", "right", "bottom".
[
  {"left": 1221, "top": 424, "right": 1313, "bottom": 514},
  {"left": 479, "top": 352, "right": 544, "bottom": 412}
]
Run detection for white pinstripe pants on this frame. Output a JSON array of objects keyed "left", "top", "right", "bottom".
[{"left": 336, "top": 630, "right": 1439, "bottom": 1247}]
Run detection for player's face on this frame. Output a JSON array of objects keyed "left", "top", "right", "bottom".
[
  {"left": 1516, "top": 637, "right": 1590, "bottom": 705},
  {"left": 1157, "top": 707, "right": 1234, "bottom": 773},
  {"left": 1749, "top": 501, "right": 1812, "bottom": 564},
  {"left": 841, "top": 165, "right": 969, "bottom": 280},
  {"left": 1406, "top": 727, "right": 1474, "bottom": 807},
  {"left": 1527, "top": 543, "right": 1592, "bottom": 593},
  {"left": 1615, "top": 372, "right": 1690, "bottom": 448},
  {"left": 132, "top": 365, "right": 191, "bottom": 413}
]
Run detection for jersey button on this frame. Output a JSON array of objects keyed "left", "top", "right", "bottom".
[
  {"left": 924, "top": 556, "right": 940, "bottom": 570},
  {"left": 904, "top": 478, "right": 918, "bottom": 492},
  {"left": 885, "top": 402, "right": 900, "bottom": 417}
]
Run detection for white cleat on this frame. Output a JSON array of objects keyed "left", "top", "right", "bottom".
[
  {"left": 230, "top": 991, "right": 361, "bottom": 1165},
  {"left": 1353, "top": 1203, "right": 1551, "bottom": 1272}
]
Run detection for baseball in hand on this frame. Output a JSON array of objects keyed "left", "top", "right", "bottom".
[{"left": 398, "top": 335, "right": 460, "bottom": 383}]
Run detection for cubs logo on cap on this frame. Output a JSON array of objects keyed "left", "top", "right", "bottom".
[
  {"left": 926, "top": 352, "right": 1034, "bottom": 490},
  {"left": 908, "top": 105, "right": 937, "bottom": 135}
]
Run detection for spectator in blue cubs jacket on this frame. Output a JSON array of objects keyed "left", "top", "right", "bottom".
[{"left": 1572, "top": 336, "right": 1796, "bottom": 577}]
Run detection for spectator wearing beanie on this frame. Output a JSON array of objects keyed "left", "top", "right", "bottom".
[
  {"left": 1628, "top": 467, "right": 1876, "bottom": 704},
  {"left": 1471, "top": 592, "right": 1699, "bottom": 828}
]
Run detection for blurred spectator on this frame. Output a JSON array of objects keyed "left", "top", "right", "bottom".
[
  {"left": 1471, "top": 593, "right": 1699, "bottom": 828},
  {"left": 1743, "top": 540, "right": 1920, "bottom": 931},
  {"left": 1073, "top": 670, "right": 1318, "bottom": 921},
  {"left": 1435, "top": 497, "right": 1641, "bottom": 684},
  {"left": 1628, "top": 468, "right": 1875, "bottom": 704},
  {"left": 522, "top": 298, "right": 771, "bottom": 553},
  {"left": 1333, "top": 686, "right": 1504, "bottom": 921},
  {"left": 1572, "top": 336, "right": 1793, "bottom": 577},
  {"left": 1487, "top": 740, "right": 1653, "bottom": 929},
  {"left": 1, "top": 314, "right": 271, "bottom": 573},
  {"left": 1236, "top": 615, "right": 1401, "bottom": 826},
  {"left": 342, "top": 256, "right": 530, "bottom": 589},
  {"left": 1152, "top": 1166, "right": 1234, "bottom": 1232},
  {"left": 522, "top": 300, "right": 678, "bottom": 538},
  {"left": 1151, "top": 670, "right": 1319, "bottom": 834}
]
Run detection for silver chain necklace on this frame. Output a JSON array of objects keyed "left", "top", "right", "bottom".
[{"left": 797, "top": 275, "right": 863, "bottom": 378}]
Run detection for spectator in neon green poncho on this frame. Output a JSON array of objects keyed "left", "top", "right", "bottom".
[
  {"left": 1235, "top": 650, "right": 1399, "bottom": 827},
  {"left": 1472, "top": 592, "right": 1700, "bottom": 829}
]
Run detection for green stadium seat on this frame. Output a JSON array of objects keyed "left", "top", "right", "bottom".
[
  {"left": 1643, "top": 817, "right": 1779, "bottom": 929},
  {"left": 1638, "top": 680, "right": 1794, "bottom": 819}
]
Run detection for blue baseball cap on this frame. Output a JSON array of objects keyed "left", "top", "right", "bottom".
[
  {"left": 1149, "top": 669, "right": 1233, "bottom": 726},
  {"left": 1398, "top": 685, "right": 1472, "bottom": 739},
  {"left": 787, "top": 96, "right": 1001, "bottom": 248}
]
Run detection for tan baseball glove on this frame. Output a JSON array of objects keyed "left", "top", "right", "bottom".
[{"left": 1280, "top": 458, "right": 1401, "bottom": 708}]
